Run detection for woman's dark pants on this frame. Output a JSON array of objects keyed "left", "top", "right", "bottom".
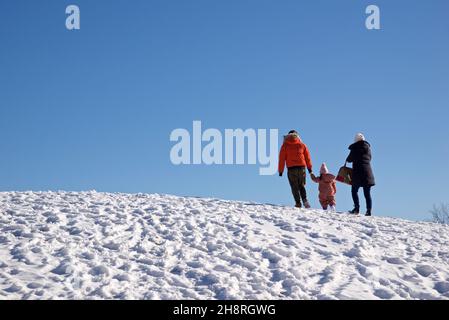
[{"left": 351, "top": 185, "right": 372, "bottom": 210}]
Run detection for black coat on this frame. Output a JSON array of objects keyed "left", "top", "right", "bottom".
[{"left": 346, "top": 141, "right": 375, "bottom": 187}]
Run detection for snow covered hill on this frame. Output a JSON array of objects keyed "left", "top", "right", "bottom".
[{"left": 0, "top": 191, "right": 448, "bottom": 300}]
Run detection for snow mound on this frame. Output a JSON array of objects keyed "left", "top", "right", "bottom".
[{"left": 0, "top": 191, "right": 448, "bottom": 300}]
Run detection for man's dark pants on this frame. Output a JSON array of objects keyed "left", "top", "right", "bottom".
[{"left": 287, "top": 166, "right": 308, "bottom": 206}]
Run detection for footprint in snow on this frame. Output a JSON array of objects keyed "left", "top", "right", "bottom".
[
  {"left": 373, "top": 288, "right": 395, "bottom": 299},
  {"left": 281, "top": 238, "right": 298, "bottom": 247},
  {"left": 415, "top": 264, "right": 436, "bottom": 277},
  {"left": 330, "top": 237, "right": 344, "bottom": 244},
  {"left": 262, "top": 250, "right": 283, "bottom": 264},
  {"left": 26, "top": 282, "right": 43, "bottom": 289},
  {"left": 275, "top": 222, "right": 294, "bottom": 232},
  {"left": 385, "top": 257, "right": 406, "bottom": 265},
  {"left": 434, "top": 282, "right": 449, "bottom": 294},
  {"left": 270, "top": 268, "right": 289, "bottom": 282},
  {"left": 51, "top": 261, "right": 73, "bottom": 275},
  {"left": 103, "top": 242, "right": 120, "bottom": 251},
  {"left": 5, "top": 284, "right": 22, "bottom": 293}
]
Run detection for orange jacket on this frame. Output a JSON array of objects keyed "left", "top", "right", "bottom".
[{"left": 278, "top": 134, "right": 312, "bottom": 174}]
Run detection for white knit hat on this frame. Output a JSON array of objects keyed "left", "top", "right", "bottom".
[
  {"left": 320, "top": 163, "right": 329, "bottom": 174},
  {"left": 354, "top": 133, "right": 365, "bottom": 143}
]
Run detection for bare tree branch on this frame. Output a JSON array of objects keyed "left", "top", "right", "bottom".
[{"left": 430, "top": 203, "right": 449, "bottom": 224}]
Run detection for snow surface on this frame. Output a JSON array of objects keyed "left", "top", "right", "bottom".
[{"left": 1, "top": 191, "right": 449, "bottom": 300}]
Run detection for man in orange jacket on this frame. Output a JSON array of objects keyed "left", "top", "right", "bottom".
[{"left": 278, "top": 130, "right": 313, "bottom": 208}]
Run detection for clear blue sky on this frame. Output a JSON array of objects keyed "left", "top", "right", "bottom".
[{"left": 1, "top": 1, "right": 448, "bottom": 221}]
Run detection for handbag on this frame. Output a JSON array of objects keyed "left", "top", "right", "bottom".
[{"left": 336, "top": 162, "right": 353, "bottom": 185}]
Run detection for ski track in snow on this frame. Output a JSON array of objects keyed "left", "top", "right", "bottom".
[{"left": 0, "top": 191, "right": 448, "bottom": 300}]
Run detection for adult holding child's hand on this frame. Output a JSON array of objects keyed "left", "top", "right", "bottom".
[
  {"left": 278, "top": 130, "right": 313, "bottom": 209},
  {"left": 346, "top": 133, "right": 375, "bottom": 216}
]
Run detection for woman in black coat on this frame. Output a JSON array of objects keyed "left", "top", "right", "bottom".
[{"left": 346, "top": 133, "right": 375, "bottom": 216}]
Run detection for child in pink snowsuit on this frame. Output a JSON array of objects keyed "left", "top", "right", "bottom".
[{"left": 311, "top": 163, "right": 337, "bottom": 211}]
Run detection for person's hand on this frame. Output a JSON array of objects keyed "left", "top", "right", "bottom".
[
  {"left": 279, "top": 172, "right": 283, "bottom": 177},
  {"left": 308, "top": 168, "right": 312, "bottom": 174}
]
